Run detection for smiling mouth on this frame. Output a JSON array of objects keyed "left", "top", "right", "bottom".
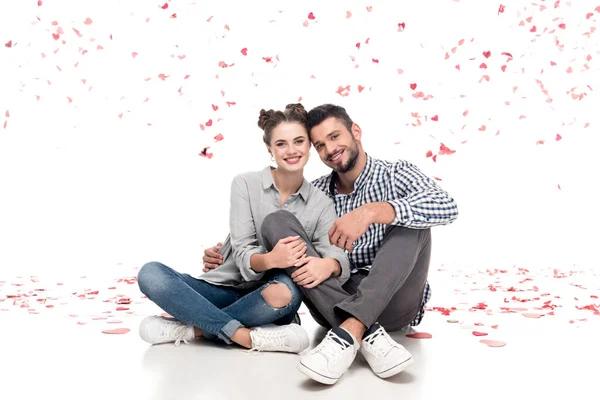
[
  {"left": 284, "top": 156, "right": 301, "bottom": 164},
  {"left": 328, "top": 150, "right": 344, "bottom": 162}
]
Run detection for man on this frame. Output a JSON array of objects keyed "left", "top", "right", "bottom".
[{"left": 203, "top": 104, "right": 459, "bottom": 384}]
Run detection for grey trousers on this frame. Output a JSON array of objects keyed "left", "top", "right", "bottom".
[{"left": 260, "top": 210, "right": 431, "bottom": 332}]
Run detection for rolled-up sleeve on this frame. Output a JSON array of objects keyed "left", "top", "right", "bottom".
[
  {"left": 229, "top": 176, "right": 266, "bottom": 282},
  {"left": 387, "top": 161, "right": 459, "bottom": 228},
  {"left": 312, "top": 200, "right": 351, "bottom": 285}
]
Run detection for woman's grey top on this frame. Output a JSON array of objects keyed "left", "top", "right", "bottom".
[{"left": 198, "top": 166, "right": 350, "bottom": 290}]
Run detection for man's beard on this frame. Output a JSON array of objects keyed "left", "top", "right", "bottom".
[{"left": 333, "top": 141, "right": 359, "bottom": 174}]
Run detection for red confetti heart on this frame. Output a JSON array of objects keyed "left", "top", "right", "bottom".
[
  {"left": 241, "top": 47, "right": 247, "bottom": 56},
  {"left": 52, "top": 33, "right": 60, "bottom": 40},
  {"left": 102, "top": 328, "right": 130, "bottom": 334},
  {"left": 480, "top": 339, "right": 506, "bottom": 347},
  {"left": 356, "top": 43, "right": 360, "bottom": 49},
  {"left": 409, "top": 83, "right": 417, "bottom": 90},
  {"left": 199, "top": 147, "right": 213, "bottom": 159},
  {"left": 206, "top": 119, "right": 213, "bottom": 127},
  {"left": 431, "top": 115, "right": 438, "bottom": 121},
  {"left": 358, "top": 85, "right": 365, "bottom": 92},
  {"left": 556, "top": 134, "right": 562, "bottom": 141},
  {"left": 398, "top": 22, "right": 405, "bottom": 31},
  {"left": 406, "top": 332, "right": 432, "bottom": 339},
  {"left": 483, "top": 51, "right": 491, "bottom": 58},
  {"left": 558, "top": 23, "right": 566, "bottom": 29},
  {"left": 212, "top": 104, "right": 218, "bottom": 111},
  {"left": 498, "top": 4, "right": 505, "bottom": 14},
  {"left": 308, "top": 12, "right": 315, "bottom": 20},
  {"left": 372, "top": 58, "right": 379, "bottom": 63},
  {"left": 38, "top": 0, "right": 42, "bottom": 6},
  {"left": 5, "top": 40, "right": 12, "bottom": 48},
  {"left": 439, "top": 143, "right": 455, "bottom": 155},
  {"left": 426, "top": 150, "right": 433, "bottom": 158},
  {"left": 472, "top": 331, "right": 488, "bottom": 336},
  {"left": 161, "top": 3, "right": 168, "bottom": 9}
]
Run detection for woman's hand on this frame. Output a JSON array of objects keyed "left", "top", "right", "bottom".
[
  {"left": 267, "top": 236, "right": 307, "bottom": 269},
  {"left": 291, "top": 257, "right": 335, "bottom": 288}
]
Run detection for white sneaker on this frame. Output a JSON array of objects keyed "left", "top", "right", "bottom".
[
  {"left": 249, "top": 323, "right": 309, "bottom": 353},
  {"left": 360, "top": 324, "right": 413, "bottom": 378},
  {"left": 139, "top": 316, "right": 194, "bottom": 346},
  {"left": 297, "top": 329, "right": 359, "bottom": 385}
]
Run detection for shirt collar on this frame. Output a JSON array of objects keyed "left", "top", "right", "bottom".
[
  {"left": 328, "top": 153, "right": 373, "bottom": 196},
  {"left": 262, "top": 166, "right": 311, "bottom": 201}
]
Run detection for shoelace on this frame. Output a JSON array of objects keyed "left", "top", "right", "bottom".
[
  {"left": 166, "top": 324, "right": 191, "bottom": 347},
  {"left": 248, "top": 329, "right": 287, "bottom": 353},
  {"left": 316, "top": 331, "right": 352, "bottom": 361},
  {"left": 363, "top": 327, "right": 391, "bottom": 357}
]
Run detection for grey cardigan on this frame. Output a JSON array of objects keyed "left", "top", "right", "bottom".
[{"left": 198, "top": 166, "right": 350, "bottom": 290}]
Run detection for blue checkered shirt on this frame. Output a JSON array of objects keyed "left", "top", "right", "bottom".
[{"left": 311, "top": 154, "right": 459, "bottom": 326}]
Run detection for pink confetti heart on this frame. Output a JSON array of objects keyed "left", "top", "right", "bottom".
[
  {"left": 84, "top": 18, "right": 93, "bottom": 25},
  {"left": 480, "top": 339, "right": 506, "bottom": 347},
  {"left": 241, "top": 48, "right": 247, "bottom": 56},
  {"left": 406, "top": 332, "right": 432, "bottom": 339},
  {"left": 522, "top": 312, "right": 544, "bottom": 318},
  {"left": 472, "top": 331, "right": 488, "bottom": 336},
  {"left": 102, "top": 328, "right": 130, "bottom": 334},
  {"left": 308, "top": 12, "right": 315, "bottom": 20},
  {"left": 410, "top": 83, "right": 417, "bottom": 90}
]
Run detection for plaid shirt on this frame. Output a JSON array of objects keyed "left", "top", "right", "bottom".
[{"left": 311, "top": 154, "right": 459, "bottom": 326}]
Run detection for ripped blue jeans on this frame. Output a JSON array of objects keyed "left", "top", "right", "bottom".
[{"left": 138, "top": 262, "right": 302, "bottom": 344}]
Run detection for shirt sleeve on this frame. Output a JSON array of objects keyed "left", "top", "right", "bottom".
[
  {"left": 387, "top": 161, "right": 459, "bottom": 229},
  {"left": 229, "top": 175, "right": 267, "bottom": 282},
  {"left": 312, "top": 199, "right": 351, "bottom": 285}
]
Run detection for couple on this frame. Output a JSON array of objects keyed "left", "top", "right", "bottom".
[{"left": 137, "top": 103, "right": 459, "bottom": 385}]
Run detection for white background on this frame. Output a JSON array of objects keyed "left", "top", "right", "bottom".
[{"left": 1, "top": 0, "right": 599, "bottom": 278}]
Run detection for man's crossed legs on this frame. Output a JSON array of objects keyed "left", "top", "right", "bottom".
[{"left": 260, "top": 210, "right": 431, "bottom": 384}]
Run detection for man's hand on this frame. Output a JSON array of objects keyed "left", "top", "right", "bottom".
[
  {"left": 267, "top": 236, "right": 307, "bottom": 269},
  {"left": 291, "top": 257, "right": 335, "bottom": 288},
  {"left": 202, "top": 242, "right": 223, "bottom": 273},
  {"left": 328, "top": 206, "right": 373, "bottom": 252}
]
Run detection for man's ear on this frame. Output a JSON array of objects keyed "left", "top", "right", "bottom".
[{"left": 351, "top": 123, "right": 362, "bottom": 141}]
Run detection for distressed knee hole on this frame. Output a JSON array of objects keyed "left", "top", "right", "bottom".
[{"left": 261, "top": 282, "right": 292, "bottom": 308}]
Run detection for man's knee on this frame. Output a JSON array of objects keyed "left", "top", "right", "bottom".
[
  {"left": 261, "top": 282, "right": 295, "bottom": 308},
  {"left": 262, "top": 210, "right": 295, "bottom": 235}
]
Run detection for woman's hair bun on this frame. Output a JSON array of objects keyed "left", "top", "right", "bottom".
[
  {"left": 285, "top": 103, "right": 306, "bottom": 115},
  {"left": 257, "top": 109, "right": 276, "bottom": 130}
]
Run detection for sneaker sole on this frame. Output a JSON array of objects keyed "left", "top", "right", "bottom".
[
  {"left": 374, "top": 356, "right": 414, "bottom": 379},
  {"left": 297, "top": 362, "right": 343, "bottom": 385}
]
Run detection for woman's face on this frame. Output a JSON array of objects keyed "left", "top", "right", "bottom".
[{"left": 268, "top": 122, "right": 310, "bottom": 172}]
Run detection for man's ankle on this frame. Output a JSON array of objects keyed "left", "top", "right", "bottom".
[{"left": 339, "top": 318, "right": 367, "bottom": 345}]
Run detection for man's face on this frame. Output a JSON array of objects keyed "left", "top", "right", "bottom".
[{"left": 310, "top": 117, "right": 360, "bottom": 174}]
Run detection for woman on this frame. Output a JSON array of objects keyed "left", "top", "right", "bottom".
[{"left": 137, "top": 104, "right": 350, "bottom": 353}]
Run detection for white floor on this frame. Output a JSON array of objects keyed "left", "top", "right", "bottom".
[{"left": 1, "top": 263, "right": 599, "bottom": 400}]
